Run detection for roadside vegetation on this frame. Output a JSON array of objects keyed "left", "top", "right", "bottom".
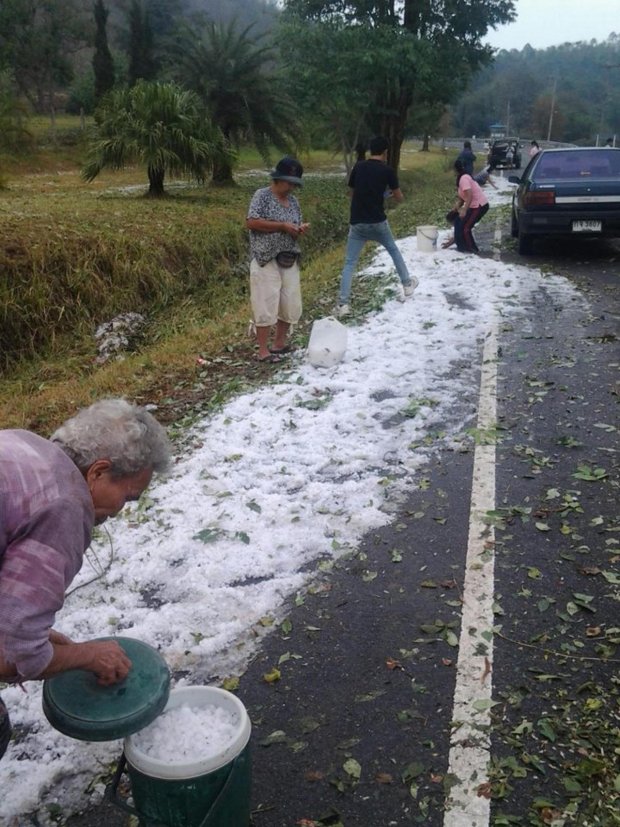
[{"left": 0, "top": 126, "right": 455, "bottom": 434}]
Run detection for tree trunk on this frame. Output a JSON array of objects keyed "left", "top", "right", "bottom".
[
  {"left": 373, "top": 89, "right": 413, "bottom": 172},
  {"left": 422, "top": 134, "right": 430, "bottom": 151},
  {"left": 211, "top": 155, "right": 235, "bottom": 186},
  {"left": 147, "top": 164, "right": 165, "bottom": 196},
  {"left": 376, "top": 91, "right": 411, "bottom": 173}
]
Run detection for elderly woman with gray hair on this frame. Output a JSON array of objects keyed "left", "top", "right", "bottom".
[{"left": 0, "top": 398, "right": 171, "bottom": 760}]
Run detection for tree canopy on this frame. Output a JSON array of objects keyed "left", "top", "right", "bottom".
[
  {"left": 0, "top": 0, "right": 90, "bottom": 113},
  {"left": 281, "top": 0, "right": 516, "bottom": 169},
  {"left": 168, "top": 19, "right": 300, "bottom": 183},
  {"left": 2, "top": 0, "right": 616, "bottom": 171}
]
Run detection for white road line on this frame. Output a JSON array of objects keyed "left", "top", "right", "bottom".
[
  {"left": 443, "top": 321, "right": 499, "bottom": 827},
  {"left": 493, "top": 210, "right": 503, "bottom": 261}
]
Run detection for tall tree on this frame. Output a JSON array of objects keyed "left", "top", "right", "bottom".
[
  {"left": 82, "top": 80, "right": 228, "bottom": 196},
  {"left": 0, "top": 69, "right": 32, "bottom": 156},
  {"left": 283, "top": 0, "right": 516, "bottom": 170},
  {"left": 278, "top": 19, "right": 426, "bottom": 172},
  {"left": 127, "top": 0, "right": 157, "bottom": 85},
  {"left": 168, "top": 19, "right": 300, "bottom": 183},
  {"left": 0, "top": 0, "right": 89, "bottom": 114},
  {"left": 93, "top": 0, "right": 115, "bottom": 102}
]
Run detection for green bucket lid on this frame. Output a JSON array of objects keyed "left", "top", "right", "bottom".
[{"left": 42, "top": 637, "right": 170, "bottom": 741}]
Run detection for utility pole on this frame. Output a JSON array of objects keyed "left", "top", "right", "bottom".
[
  {"left": 506, "top": 100, "right": 511, "bottom": 134},
  {"left": 601, "top": 64, "right": 620, "bottom": 143},
  {"left": 547, "top": 77, "right": 557, "bottom": 142}
]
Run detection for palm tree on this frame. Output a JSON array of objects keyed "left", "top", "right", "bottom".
[
  {"left": 169, "top": 20, "right": 301, "bottom": 184},
  {"left": 82, "top": 80, "right": 228, "bottom": 196}
]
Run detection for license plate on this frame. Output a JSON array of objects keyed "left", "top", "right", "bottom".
[{"left": 572, "top": 220, "right": 602, "bottom": 232}]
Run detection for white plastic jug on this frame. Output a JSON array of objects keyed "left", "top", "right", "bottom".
[
  {"left": 417, "top": 225, "right": 438, "bottom": 252},
  {"left": 307, "top": 317, "right": 348, "bottom": 368}
]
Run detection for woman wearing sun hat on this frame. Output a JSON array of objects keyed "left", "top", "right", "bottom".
[{"left": 246, "top": 156, "right": 310, "bottom": 362}]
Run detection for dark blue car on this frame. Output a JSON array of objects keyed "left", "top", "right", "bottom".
[{"left": 509, "top": 147, "right": 620, "bottom": 254}]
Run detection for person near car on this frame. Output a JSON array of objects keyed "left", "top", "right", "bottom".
[
  {"left": 0, "top": 398, "right": 172, "bottom": 762},
  {"left": 529, "top": 140, "right": 540, "bottom": 158},
  {"left": 336, "top": 135, "right": 417, "bottom": 317},
  {"left": 473, "top": 165, "right": 498, "bottom": 189},
  {"left": 456, "top": 140, "right": 476, "bottom": 176},
  {"left": 442, "top": 158, "right": 489, "bottom": 253},
  {"left": 246, "top": 157, "right": 310, "bottom": 362}
]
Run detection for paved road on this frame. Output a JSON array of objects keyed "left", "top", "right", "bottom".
[{"left": 62, "top": 229, "right": 619, "bottom": 827}]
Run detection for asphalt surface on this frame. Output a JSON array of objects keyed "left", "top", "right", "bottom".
[{"left": 54, "top": 228, "right": 620, "bottom": 827}]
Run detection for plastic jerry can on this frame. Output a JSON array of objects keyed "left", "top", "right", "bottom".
[{"left": 307, "top": 317, "right": 348, "bottom": 368}]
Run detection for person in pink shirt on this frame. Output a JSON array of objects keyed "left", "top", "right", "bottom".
[
  {"left": 0, "top": 398, "right": 171, "bottom": 760},
  {"left": 442, "top": 158, "right": 489, "bottom": 253}
]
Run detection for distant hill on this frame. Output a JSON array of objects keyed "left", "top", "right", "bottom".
[{"left": 451, "top": 35, "right": 620, "bottom": 144}]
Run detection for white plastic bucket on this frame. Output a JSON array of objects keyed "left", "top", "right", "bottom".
[
  {"left": 417, "top": 225, "right": 438, "bottom": 252},
  {"left": 123, "top": 686, "right": 251, "bottom": 827},
  {"left": 307, "top": 317, "right": 348, "bottom": 368}
]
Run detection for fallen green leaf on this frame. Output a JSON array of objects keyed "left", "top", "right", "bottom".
[{"left": 343, "top": 758, "right": 361, "bottom": 780}]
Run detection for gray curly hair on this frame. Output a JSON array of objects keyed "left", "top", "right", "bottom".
[{"left": 51, "top": 398, "right": 171, "bottom": 477}]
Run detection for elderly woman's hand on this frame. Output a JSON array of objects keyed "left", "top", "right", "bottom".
[
  {"left": 42, "top": 639, "right": 133, "bottom": 685},
  {"left": 80, "top": 641, "right": 133, "bottom": 686}
]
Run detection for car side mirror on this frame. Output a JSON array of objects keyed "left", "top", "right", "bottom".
[{"left": 508, "top": 175, "right": 521, "bottom": 184}]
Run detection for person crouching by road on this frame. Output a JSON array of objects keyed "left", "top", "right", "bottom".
[
  {"left": 442, "top": 158, "right": 489, "bottom": 253},
  {"left": 246, "top": 157, "right": 310, "bottom": 363},
  {"left": 473, "top": 165, "right": 498, "bottom": 190},
  {"left": 0, "top": 398, "right": 171, "bottom": 761}
]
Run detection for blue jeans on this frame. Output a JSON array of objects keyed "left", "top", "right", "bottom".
[{"left": 339, "top": 221, "right": 411, "bottom": 304}]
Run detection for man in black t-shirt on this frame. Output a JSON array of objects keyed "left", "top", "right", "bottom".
[{"left": 337, "top": 136, "right": 417, "bottom": 316}]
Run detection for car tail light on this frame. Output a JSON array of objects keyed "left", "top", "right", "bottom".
[{"left": 524, "top": 190, "right": 555, "bottom": 206}]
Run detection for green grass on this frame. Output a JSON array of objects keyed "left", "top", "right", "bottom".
[{"left": 0, "top": 133, "right": 456, "bottom": 431}]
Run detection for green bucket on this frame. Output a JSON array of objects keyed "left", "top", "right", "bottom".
[{"left": 115, "top": 686, "right": 252, "bottom": 827}]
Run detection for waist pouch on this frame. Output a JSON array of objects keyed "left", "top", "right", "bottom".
[{"left": 276, "top": 251, "right": 299, "bottom": 268}]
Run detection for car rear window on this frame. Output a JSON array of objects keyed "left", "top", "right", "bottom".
[{"left": 534, "top": 150, "right": 620, "bottom": 179}]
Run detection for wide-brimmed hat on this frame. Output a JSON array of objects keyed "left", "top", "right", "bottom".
[{"left": 270, "top": 156, "right": 303, "bottom": 186}]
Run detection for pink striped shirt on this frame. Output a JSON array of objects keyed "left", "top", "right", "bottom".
[{"left": 0, "top": 431, "right": 94, "bottom": 679}]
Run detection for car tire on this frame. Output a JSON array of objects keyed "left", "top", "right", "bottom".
[{"left": 518, "top": 229, "right": 533, "bottom": 255}]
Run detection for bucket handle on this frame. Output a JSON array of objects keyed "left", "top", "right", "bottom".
[
  {"left": 197, "top": 753, "right": 246, "bottom": 827},
  {"left": 104, "top": 751, "right": 249, "bottom": 827},
  {"left": 419, "top": 228, "right": 437, "bottom": 241},
  {"left": 104, "top": 752, "right": 168, "bottom": 827}
]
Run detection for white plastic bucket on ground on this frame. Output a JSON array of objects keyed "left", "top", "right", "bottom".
[
  {"left": 307, "top": 316, "right": 348, "bottom": 367},
  {"left": 123, "top": 686, "right": 252, "bottom": 827},
  {"left": 417, "top": 225, "right": 438, "bottom": 252}
]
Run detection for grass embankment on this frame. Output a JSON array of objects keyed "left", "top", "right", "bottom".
[{"left": 0, "top": 134, "right": 455, "bottom": 433}]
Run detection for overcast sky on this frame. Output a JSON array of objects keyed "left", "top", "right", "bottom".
[{"left": 485, "top": 0, "right": 619, "bottom": 51}]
